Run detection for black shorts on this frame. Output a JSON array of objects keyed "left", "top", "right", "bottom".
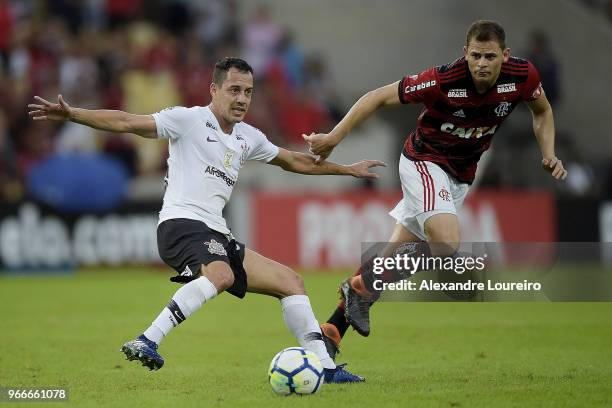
[{"left": 157, "top": 218, "right": 248, "bottom": 298}]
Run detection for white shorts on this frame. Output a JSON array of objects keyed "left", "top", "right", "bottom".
[{"left": 389, "top": 154, "right": 470, "bottom": 240}]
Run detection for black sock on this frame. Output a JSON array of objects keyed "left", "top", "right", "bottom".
[{"left": 327, "top": 306, "right": 350, "bottom": 337}]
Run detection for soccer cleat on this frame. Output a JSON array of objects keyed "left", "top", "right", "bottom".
[
  {"left": 120, "top": 334, "right": 164, "bottom": 371},
  {"left": 320, "top": 323, "right": 341, "bottom": 361},
  {"left": 323, "top": 363, "right": 365, "bottom": 383},
  {"left": 340, "top": 278, "right": 373, "bottom": 337}
]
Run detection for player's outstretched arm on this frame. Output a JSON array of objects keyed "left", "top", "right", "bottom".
[
  {"left": 28, "top": 95, "right": 158, "bottom": 139},
  {"left": 303, "top": 81, "right": 401, "bottom": 162},
  {"left": 525, "top": 92, "right": 567, "bottom": 180},
  {"left": 269, "top": 148, "right": 386, "bottom": 178}
]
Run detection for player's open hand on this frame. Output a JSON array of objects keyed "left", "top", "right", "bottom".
[
  {"left": 348, "top": 160, "right": 387, "bottom": 179},
  {"left": 542, "top": 156, "right": 567, "bottom": 180},
  {"left": 302, "top": 133, "right": 338, "bottom": 163},
  {"left": 28, "top": 95, "right": 72, "bottom": 122}
]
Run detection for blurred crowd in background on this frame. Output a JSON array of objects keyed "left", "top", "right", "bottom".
[
  {"left": 0, "top": 0, "right": 609, "bottom": 212},
  {"left": 0, "top": 0, "right": 342, "bottom": 207}
]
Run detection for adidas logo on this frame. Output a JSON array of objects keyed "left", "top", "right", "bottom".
[{"left": 453, "top": 109, "right": 466, "bottom": 118}]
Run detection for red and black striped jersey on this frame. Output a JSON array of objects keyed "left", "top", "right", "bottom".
[{"left": 398, "top": 56, "right": 543, "bottom": 183}]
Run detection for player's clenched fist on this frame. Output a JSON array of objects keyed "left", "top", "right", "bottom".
[
  {"left": 303, "top": 133, "right": 339, "bottom": 163},
  {"left": 542, "top": 156, "right": 568, "bottom": 180}
]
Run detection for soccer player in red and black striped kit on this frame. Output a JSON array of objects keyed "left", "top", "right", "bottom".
[{"left": 304, "top": 20, "right": 567, "bottom": 359}]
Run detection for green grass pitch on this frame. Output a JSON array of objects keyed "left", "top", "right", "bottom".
[{"left": 1, "top": 269, "right": 611, "bottom": 407}]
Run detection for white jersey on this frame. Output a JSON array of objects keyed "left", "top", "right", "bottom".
[{"left": 152, "top": 105, "right": 279, "bottom": 234}]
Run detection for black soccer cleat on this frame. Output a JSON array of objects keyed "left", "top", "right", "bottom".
[{"left": 340, "top": 279, "right": 373, "bottom": 337}]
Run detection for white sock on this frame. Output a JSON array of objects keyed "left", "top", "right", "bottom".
[
  {"left": 143, "top": 276, "right": 218, "bottom": 345},
  {"left": 280, "top": 295, "right": 336, "bottom": 369}
]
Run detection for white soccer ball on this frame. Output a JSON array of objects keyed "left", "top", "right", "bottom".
[{"left": 268, "top": 347, "right": 324, "bottom": 395}]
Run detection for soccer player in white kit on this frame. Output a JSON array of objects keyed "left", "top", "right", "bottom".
[{"left": 28, "top": 57, "right": 382, "bottom": 383}]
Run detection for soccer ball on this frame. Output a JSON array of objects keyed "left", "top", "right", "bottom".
[{"left": 268, "top": 347, "right": 324, "bottom": 395}]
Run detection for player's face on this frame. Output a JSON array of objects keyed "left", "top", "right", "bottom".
[
  {"left": 210, "top": 68, "right": 254, "bottom": 128},
  {"left": 464, "top": 40, "right": 510, "bottom": 89}
]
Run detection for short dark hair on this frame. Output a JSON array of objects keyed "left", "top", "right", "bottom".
[
  {"left": 466, "top": 20, "right": 506, "bottom": 49},
  {"left": 213, "top": 57, "right": 253, "bottom": 85}
]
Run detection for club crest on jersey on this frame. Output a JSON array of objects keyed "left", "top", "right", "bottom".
[
  {"left": 496, "top": 83, "right": 517, "bottom": 93},
  {"left": 447, "top": 89, "right": 467, "bottom": 98},
  {"left": 239, "top": 143, "right": 250, "bottom": 166},
  {"left": 223, "top": 151, "right": 234, "bottom": 169},
  {"left": 441, "top": 123, "right": 498, "bottom": 139},
  {"left": 204, "top": 239, "right": 227, "bottom": 256},
  {"left": 439, "top": 188, "right": 451, "bottom": 202},
  {"left": 494, "top": 102, "right": 512, "bottom": 117}
]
